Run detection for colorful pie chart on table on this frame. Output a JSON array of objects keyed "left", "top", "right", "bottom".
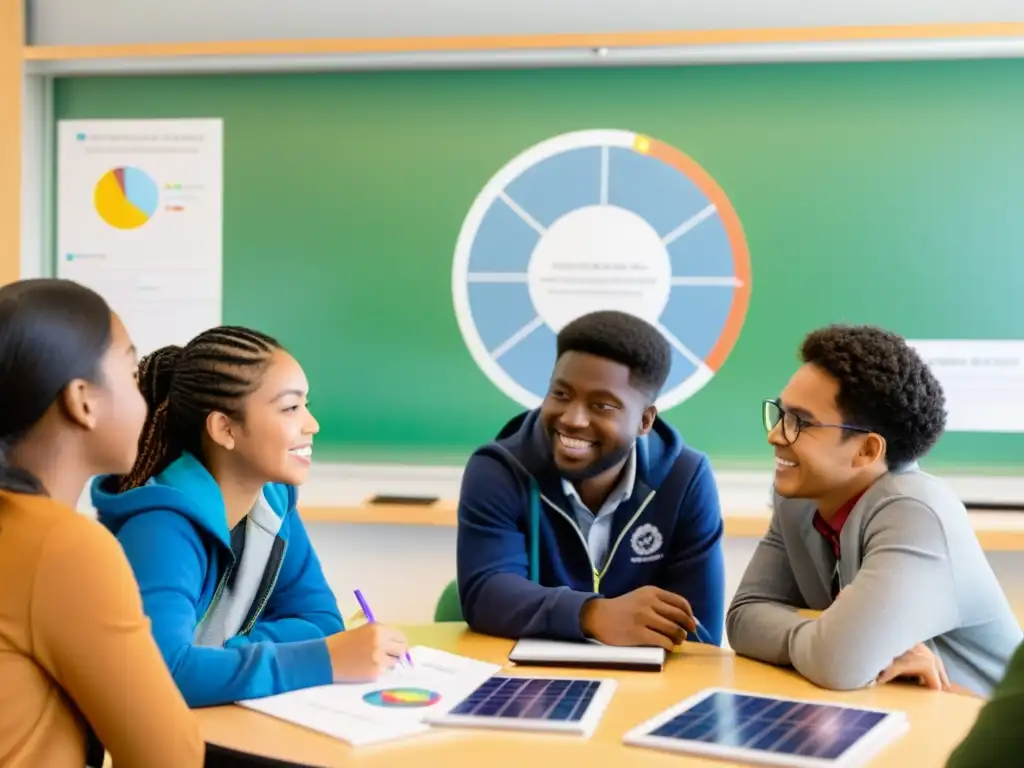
[
  {"left": 94, "top": 167, "right": 159, "bottom": 230},
  {"left": 362, "top": 688, "right": 442, "bottom": 708},
  {"left": 451, "top": 129, "right": 752, "bottom": 412}
]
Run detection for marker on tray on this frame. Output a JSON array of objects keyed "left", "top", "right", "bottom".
[{"left": 354, "top": 588, "right": 414, "bottom": 668}]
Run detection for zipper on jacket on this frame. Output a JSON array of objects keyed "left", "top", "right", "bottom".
[
  {"left": 240, "top": 539, "right": 288, "bottom": 635},
  {"left": 595, "top": 490, "right": 657, "bottom": 590},
  {"left": 196, "top": 564, "right": 234, "bottom": 631},
  {"left": 539, "top": 489, "right": 657, "bottom": 593}
]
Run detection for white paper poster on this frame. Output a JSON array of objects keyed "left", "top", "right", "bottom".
[
  {"left": 56, "top": 118, "right": 223, "bottom": 357},
  {"left": 908, "top": 339, "right": 1024, "bottom": 433}
]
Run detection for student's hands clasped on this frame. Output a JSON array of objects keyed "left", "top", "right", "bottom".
[
  {"left": 580, "top": 586, "right": 697, "bottom": 650},
  {"left": 326, "top": 623, "right": 409, "bottom": 682}
]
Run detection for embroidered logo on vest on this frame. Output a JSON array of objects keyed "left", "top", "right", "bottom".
[{"left": 630, "top": 523, "right": 665, "bottom": 563}]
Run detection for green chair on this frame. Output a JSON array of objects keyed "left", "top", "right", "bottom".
[{"left": 434, "top": 579, "right": 464, "bottom": 622}]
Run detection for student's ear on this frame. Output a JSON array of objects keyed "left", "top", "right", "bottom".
[
  {"left": 60, "top": 379, "right": 99, "bottom": 430},
  {"left": 853, "top": 433, "right": 886, "bottom": 468},
  {"left": 638, "top": 404, "right": 658, "bottom": 436},
  {"left": 206, "top": 411, "right": 236, "bottom": 451}
]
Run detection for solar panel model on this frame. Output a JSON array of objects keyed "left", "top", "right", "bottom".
[
  {"left": 623, "top": 688, "right": 908, "bottom": 767},
  {"left": 425, "top": 675, "right": 617, "bottom": 738}
]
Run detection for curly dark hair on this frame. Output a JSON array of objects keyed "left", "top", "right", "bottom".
[
  {"left": 556, "top": 310, "right": 672, "bottom": 399},
  {"left": 800, "top": 324, "right": 947, "bottom": 468}
]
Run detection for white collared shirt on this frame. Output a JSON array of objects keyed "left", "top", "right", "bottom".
[{"left": 561, "top": 445, "right": 637, "bottom": 570}]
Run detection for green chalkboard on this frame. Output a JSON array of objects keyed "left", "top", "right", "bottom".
[{"left": 52, "top": 59, "right": 1024, "bottom": 471}]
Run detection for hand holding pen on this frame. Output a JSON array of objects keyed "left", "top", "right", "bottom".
[
  {"left": 323, "top": 591, "right": 410, "bottom": 682},
  {"left": 354, "top": 589, "right": 415, "bottom": 668},
  {"left": 581, "top": 586, "right": 713, "bottom": 650}
]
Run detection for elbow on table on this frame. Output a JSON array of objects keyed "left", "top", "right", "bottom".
[
  {"left": 459, "top": 587, "right": 505, "bottom": 637},
  {"left": 791, "top": 646, "right": 877, "bottom": 691},
  {"left": 723, "top": 605, "right": 782, "bottom": 664},
  {"left": 801, "top": 664, "right": 875, "bottom": 692},
  {"left": 724, "top": 604, "right": 743, "bottom": 646}
]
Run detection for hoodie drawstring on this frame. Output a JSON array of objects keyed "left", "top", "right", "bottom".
[{"left": 529, "top": 480, "right": 540, "bottom": 583}]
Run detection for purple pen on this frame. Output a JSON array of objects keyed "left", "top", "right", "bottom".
[{"left": 353, "top": 589, "right": 414, "bottom": 667}]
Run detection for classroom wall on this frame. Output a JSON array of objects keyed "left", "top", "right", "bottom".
[{"left": 25, "top": 0, "right": 1024, "bottom": 45}]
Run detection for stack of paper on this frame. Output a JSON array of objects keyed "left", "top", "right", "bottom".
[{"left": 237, "top": 646, "right": 502, "bottom": 747}]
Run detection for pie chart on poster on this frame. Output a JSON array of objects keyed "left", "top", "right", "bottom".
[
  {"left": 451, "top": 129, "right": 752, "bottom": 412},
  {"left": 362, "top": 688, "right": 442, "bottom": 708},
  {"left": 94, "top": 166, "right": 160, "bottom": 230}
]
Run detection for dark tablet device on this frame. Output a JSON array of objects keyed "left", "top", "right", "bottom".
[{"left": 368, "top": 494, "right": 440, "bottom": 505}]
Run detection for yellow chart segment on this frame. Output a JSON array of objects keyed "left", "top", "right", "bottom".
[
  {"left": 388, "top": 691, "right": 425, "bottom": 703},
  {"left": 94, "top": 170, "right": 150, "bottom": 229}
]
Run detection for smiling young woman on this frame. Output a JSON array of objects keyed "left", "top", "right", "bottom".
[{"left": 88, "top": 326, "right": 407, "bottom": 709}]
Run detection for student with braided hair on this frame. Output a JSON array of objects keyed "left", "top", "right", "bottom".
[{"left": 91, "top": 326, "right": 408, "bottom": 708}]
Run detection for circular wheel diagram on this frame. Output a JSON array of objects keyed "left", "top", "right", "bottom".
[{"left": 451, "top": 129, "right": 751, "bottom": 411}]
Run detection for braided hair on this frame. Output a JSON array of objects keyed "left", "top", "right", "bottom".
[{"left": 119, "top": 326, "right": 281, "bottom": 492}]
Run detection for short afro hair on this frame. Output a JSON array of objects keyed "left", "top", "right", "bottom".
[
  {"left": 556, "top": 310, "right": 671, "bottom": 399},
  {"left": 800, "top": 324, "right": 947, "bottom": 468}
]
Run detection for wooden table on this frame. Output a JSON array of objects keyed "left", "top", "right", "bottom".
[{"left": 196, "top": 623, "right": 983, "bottom": 767}]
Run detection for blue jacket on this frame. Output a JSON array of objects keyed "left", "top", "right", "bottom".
[
  {"left": 91, "top": 452, "right": 343, "bottom": 707},
  {"left": 456, "top": 409, "right": 726, "bottom": 644}
]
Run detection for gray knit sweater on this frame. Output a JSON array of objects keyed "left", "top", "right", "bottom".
[{"left": 727, "top": 467, "right": 1022, "bottom": 696}]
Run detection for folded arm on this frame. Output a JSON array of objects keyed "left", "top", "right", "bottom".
[
  {"left": 726, "top": 510, "right": 814, "bottom": 665},
  {"left": 655, "top": 457, "right": 726, "bottom": 645},
  {"left": 457, "top": 453, "right": 596, "bottom": 640},
  {"left": 785, "top": 500, "right": 960, "bottom": 690},
  {"left": 117, "top": 512, "right": 332, "bottom": 707},
  {"left": 729, "top": 500, "right": 961, "bottom": 690},
  {"left": 33, "top": 517, "right": 204, "bottom": 768}
]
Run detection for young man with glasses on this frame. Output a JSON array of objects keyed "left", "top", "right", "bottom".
[{"left": 726, "top": 324, "right": 1020, "bottom": 697}]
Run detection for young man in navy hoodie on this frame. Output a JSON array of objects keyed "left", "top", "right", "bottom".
[{"left": 457, "top": 310, "right": 726, "bottom": 648}]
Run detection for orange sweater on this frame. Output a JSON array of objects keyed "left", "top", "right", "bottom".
[{"left": 0, "top": 491, "right": 204, "bottom": 767}]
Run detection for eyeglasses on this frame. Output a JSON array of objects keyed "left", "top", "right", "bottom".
[{"left": 762, "top": 399, "right": 871, "bottom": 446}]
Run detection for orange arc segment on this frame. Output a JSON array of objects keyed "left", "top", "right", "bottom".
[{"left": 638, "top": 135, "right": 752, "bottom": 373}]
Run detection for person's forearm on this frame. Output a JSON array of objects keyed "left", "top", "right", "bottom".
[
  {"left": 731, "top": 603, "right": 887, "bottom": 690},
  {"left": 233, "top": 612, "right": 341, "bottom": 644},
  {"left": 464, "top": 573, "right": 595, "bottom": 640},
  {"left": 726, "top": 601, "right": 812, "bottom": 666},
  {"left": 166, "top": 637, "right": 332, "bottom": 707}
]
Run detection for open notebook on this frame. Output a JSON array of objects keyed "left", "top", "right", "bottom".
[
  {"left": 509, "top": 638, "right": 666, "bottom": 671},
  {"left": 238, "top": 647, "right": 501, "bottom": 747}
]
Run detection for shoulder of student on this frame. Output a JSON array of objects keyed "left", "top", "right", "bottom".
[
  {"left": 774, "top": 469, "right": 965, "bottom": 526},
  {"left": 32, "top": 503, "right": 144, "bottom": 621},
  {"left": 262, "top": 482, "right": 297, "bottom": 516}
]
